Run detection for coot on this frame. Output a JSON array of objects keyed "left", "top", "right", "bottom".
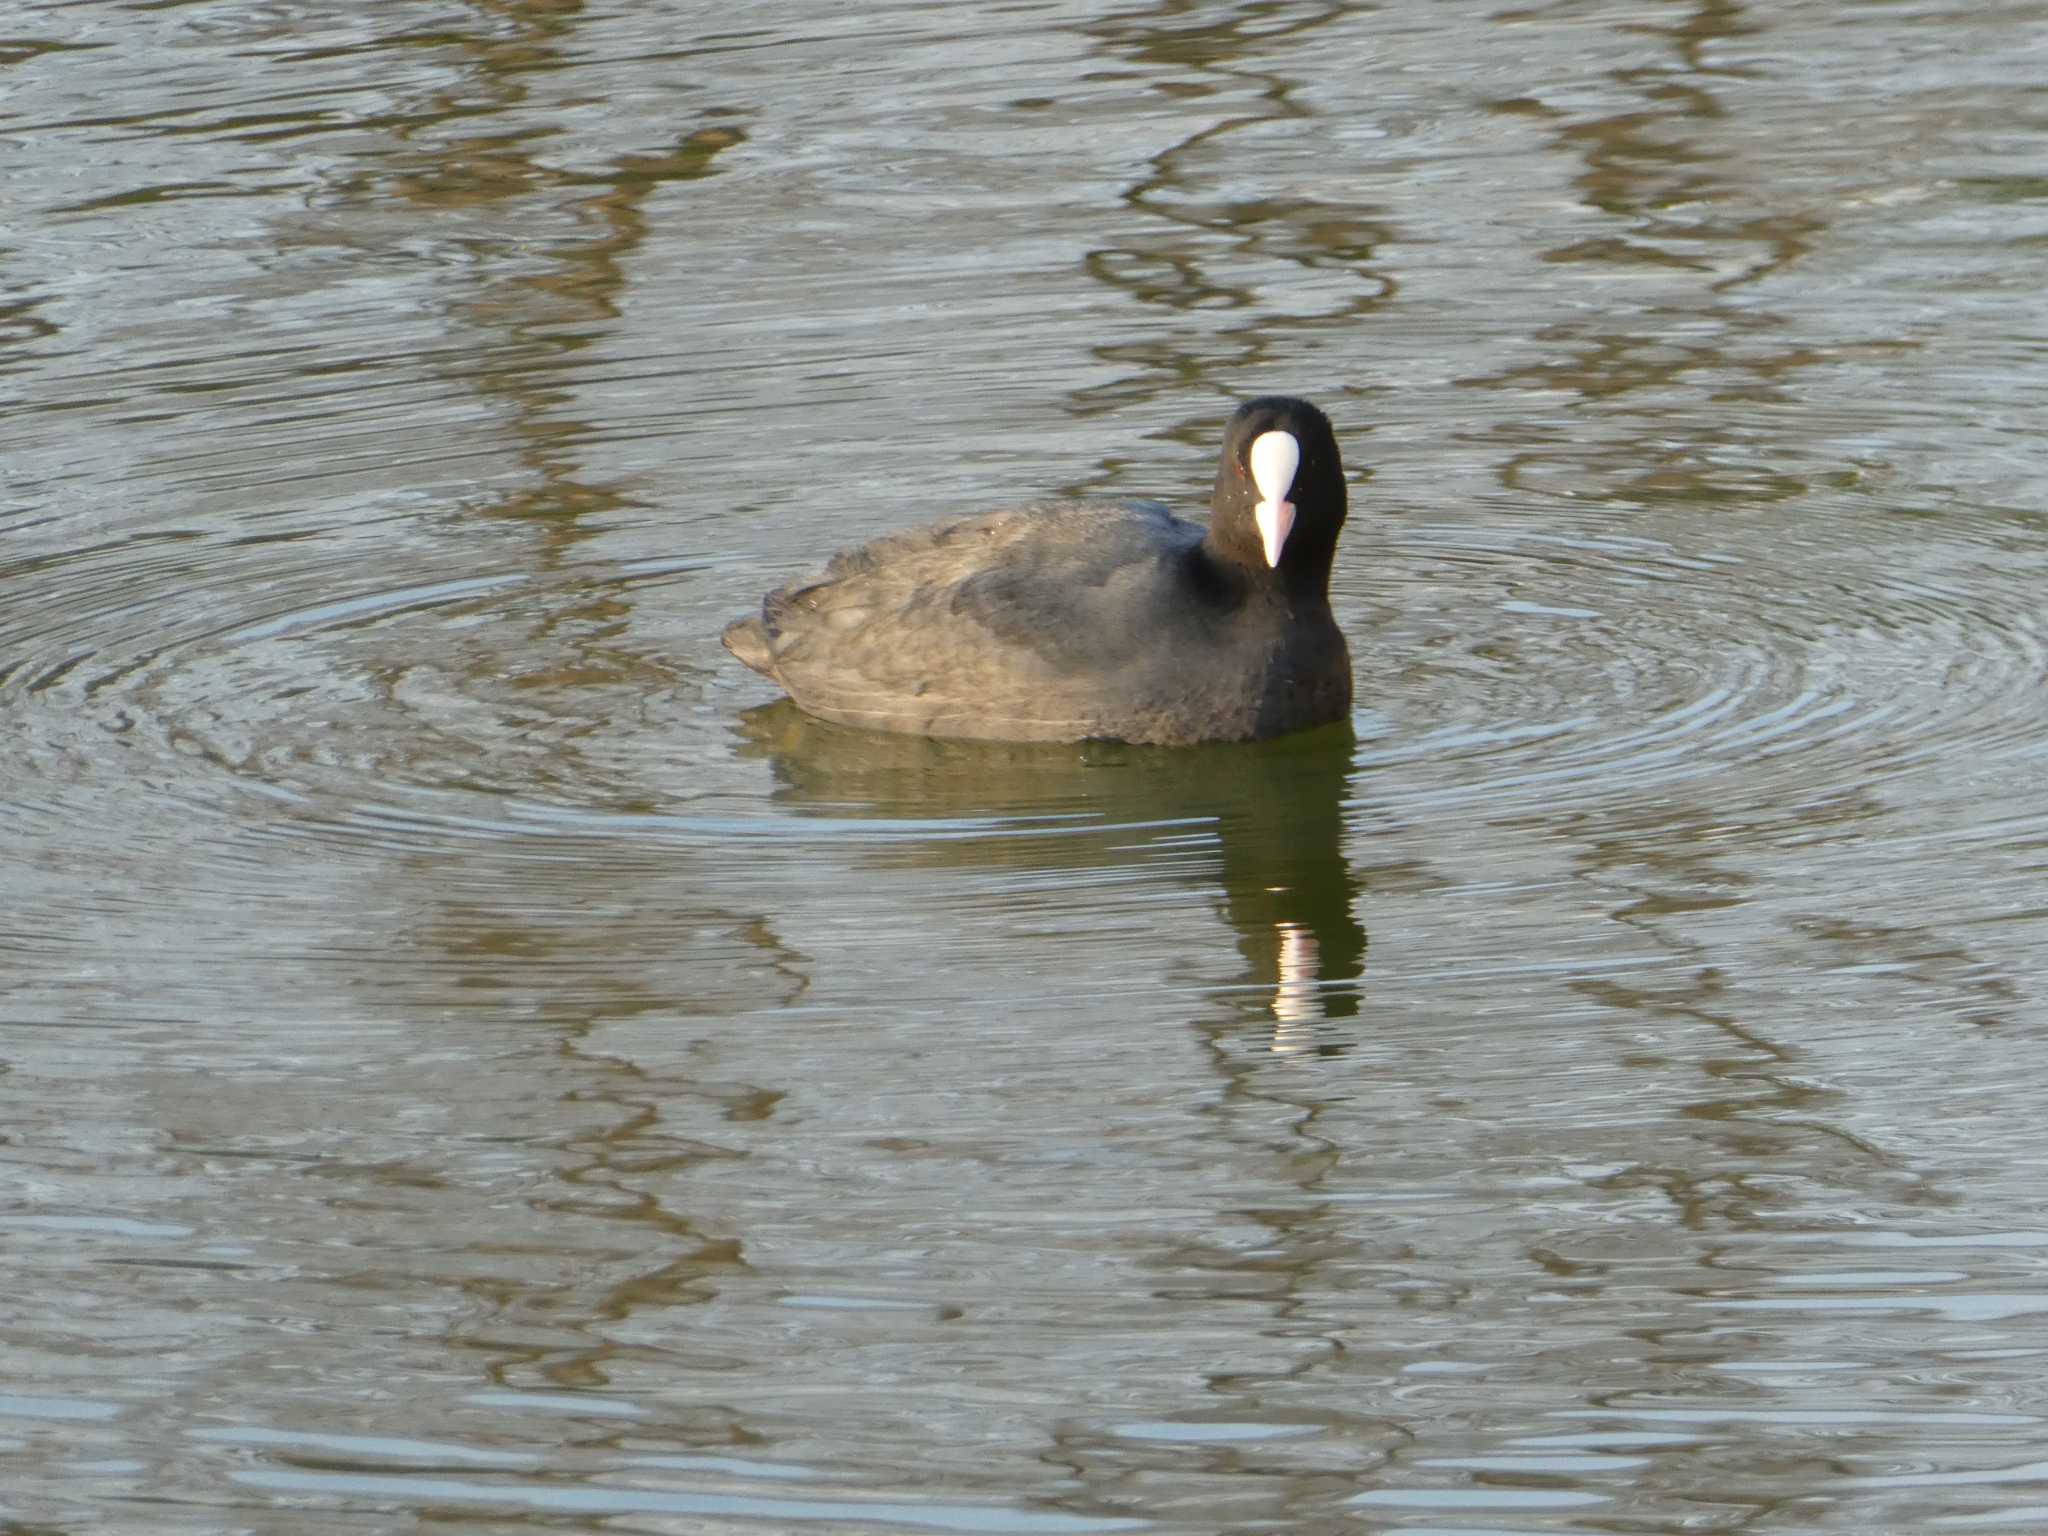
[{"left": 722, "top": 396, "right": 1351, "bottom": 745}]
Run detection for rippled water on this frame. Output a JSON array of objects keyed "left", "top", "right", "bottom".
[{"left": 7, "top": 1, "right": 2048, "bottom": 1531}]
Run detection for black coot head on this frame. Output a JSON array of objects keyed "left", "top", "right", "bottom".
[{"left": 1208, "top": 396, "right": 1348, "bottom": 592}]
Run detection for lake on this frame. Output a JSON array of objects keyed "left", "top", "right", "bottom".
[{"left": 5, "top": 1, "right": 2048, "bottom": 1532}]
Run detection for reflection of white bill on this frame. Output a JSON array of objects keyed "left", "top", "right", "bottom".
[{"left": 1272, "top": 920, "right": 1321, "bottom": 1051}]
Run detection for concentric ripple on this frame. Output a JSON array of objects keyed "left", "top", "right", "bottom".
[
  {"left": 7, "top": 490, "right": 2047, "bottom": 868},
  {"left": 0, "top": 519, "right": 734, "bottom": 847},
  {"left": 1348, "top": 504, "right": 2048, "bottom": 820}
]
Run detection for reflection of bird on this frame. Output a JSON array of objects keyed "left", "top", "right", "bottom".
[
  {"left": 1273, "top": 923, "right": 1324, "bottom": 1053},
  {"left": 735, "top": 706, "right": 1366, "bottom": 1037},
  {"left": 724, "top": 398, "right": 1352, "bottom": 745}
]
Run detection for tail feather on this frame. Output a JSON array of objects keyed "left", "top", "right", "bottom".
[{"left": 721, "top": 614, "right": 776, "bottom": 676}]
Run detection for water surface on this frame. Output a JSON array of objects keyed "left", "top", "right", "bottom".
[{"left": 6, "top": 1, "right": 2048, "bottom": 1532}]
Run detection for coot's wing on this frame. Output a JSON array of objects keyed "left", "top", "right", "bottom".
[{"left": 730, "top": 500, "right": 1199, "bottom": 739}]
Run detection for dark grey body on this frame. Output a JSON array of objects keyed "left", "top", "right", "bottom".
[
  {"left": 722, "top": 397, "right": 1354, "bottom": 746},
  {"left": 724, "top": 500, "right": 1349, "bottom": 745}
]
